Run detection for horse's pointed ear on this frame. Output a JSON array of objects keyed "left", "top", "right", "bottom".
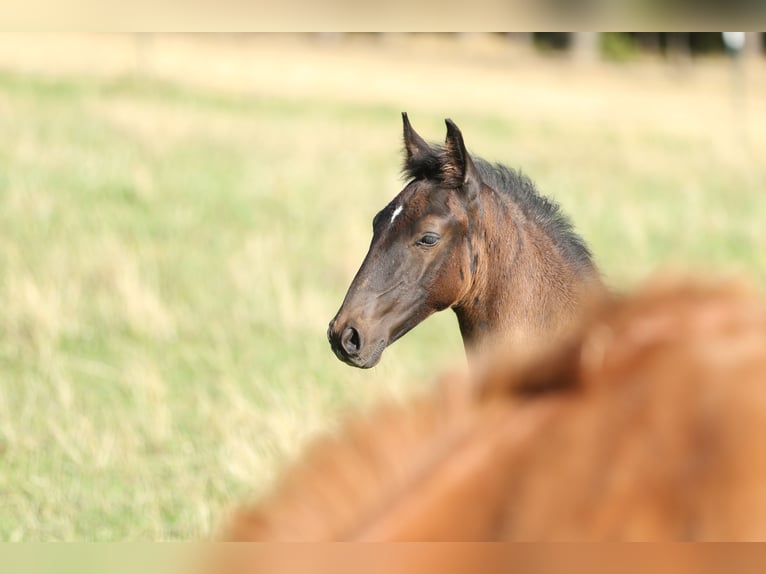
[
  {"left": 402, "top": 112, "right": 430, "bottom": 167},
  {"left": 444, "top": 119, "right": 480, "bottom": 201}
]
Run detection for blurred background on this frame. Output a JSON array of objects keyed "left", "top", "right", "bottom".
[{"left": 0, "top": 32, "right": 764, "bottom": 540}]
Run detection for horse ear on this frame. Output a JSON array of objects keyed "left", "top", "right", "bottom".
[
  {"left": 444, "top": 119, "right": 480, "bottom": 201},
  {"left": 402, "top": 112, "right": 431, "bottom": 166}
]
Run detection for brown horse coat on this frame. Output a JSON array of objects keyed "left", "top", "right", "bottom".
[
  {"left": 227, "top": 278, "right": 766, "bottom": 541},
  {"left": 328, "top": 114, "right": 601, "bottom": 368}
]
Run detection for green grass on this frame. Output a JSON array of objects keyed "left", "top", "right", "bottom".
[{"left": 0, "top": 43, "right": 764, "bottom": 540}]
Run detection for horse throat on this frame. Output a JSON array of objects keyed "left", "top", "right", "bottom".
[{"left": 452, "top": 205, "right": 596, "bottom": 358}]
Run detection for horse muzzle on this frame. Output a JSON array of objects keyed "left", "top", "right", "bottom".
[{"left": 327, "top": 318, "right": 386, "bottom": 369}]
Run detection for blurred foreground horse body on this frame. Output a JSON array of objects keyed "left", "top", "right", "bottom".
[
  {"left": 327, "top": 113, "right": 601, "bottom": 368},
  {"left": 228, "top": 279, "right": 766, "bottom": 541}
]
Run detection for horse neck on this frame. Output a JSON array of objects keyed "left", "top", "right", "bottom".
[{"left": 453, "top": 190, "right": 596, "bottom": 355}]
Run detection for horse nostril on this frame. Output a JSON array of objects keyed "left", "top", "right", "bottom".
[{"left": 341, "top": 326, "right": 362, "bottom": 356}]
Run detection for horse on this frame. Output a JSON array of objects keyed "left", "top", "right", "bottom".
[
  {"left": 223, "top": 278, "right": 766, "bottom": 541},
  {"left": 327, "top": 113, "right": 601, "bottom": 368}
]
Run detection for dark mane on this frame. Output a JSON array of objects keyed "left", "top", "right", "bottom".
[{"left": 404, "top": 147, "right": 595, "bottom": 274}]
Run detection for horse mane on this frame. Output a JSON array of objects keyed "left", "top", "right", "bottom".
[
  {"left": 221, "top": 278, "right": 766, "bottom": 542},
  {"left": 221, "top": 374, "right": 485, "bottom": 541},
  {"left": 404, "top": 146, "right": 595, "bottom": 276}
]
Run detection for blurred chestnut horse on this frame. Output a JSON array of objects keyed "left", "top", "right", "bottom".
[
  {"left": 327, "top": 113, "right": 600, "bottom": 368},
  {"left": 227, "top": 278, "right": 766, "bottom": 541}
]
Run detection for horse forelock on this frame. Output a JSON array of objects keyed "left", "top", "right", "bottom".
[{"left": 403, "top": 144, "right": 465, "bottom": 188}]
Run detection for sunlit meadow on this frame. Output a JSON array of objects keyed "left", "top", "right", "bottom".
[{"left": 0, "top": 34, "right": 764, "bottom": 539}]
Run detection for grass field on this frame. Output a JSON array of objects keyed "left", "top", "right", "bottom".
[{"left": 0, "top": 34, "right": 765, "bottom": 540}]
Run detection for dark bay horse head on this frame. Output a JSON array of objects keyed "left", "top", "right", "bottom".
[
  {"left": 328, "top": 114, "right": 599, "bottom": 369},
  {"left": 327, "top": 113, "right": 483, "bottom": 368}
]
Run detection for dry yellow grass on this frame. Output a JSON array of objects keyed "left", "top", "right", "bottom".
[
  {"left": 0, "top": 34, "right": 763, "bottom": 144},
  {"left": 0, "top": 33, "right": 763, "bottom": 540}
]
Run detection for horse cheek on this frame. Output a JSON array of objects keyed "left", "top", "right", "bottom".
[{"left": 427, "top": 255, "right": 466, "bottom": 312}]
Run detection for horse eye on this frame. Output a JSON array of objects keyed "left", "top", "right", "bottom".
[{"left": 416, "top": 233, "right": 441, "bottom": 247}]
